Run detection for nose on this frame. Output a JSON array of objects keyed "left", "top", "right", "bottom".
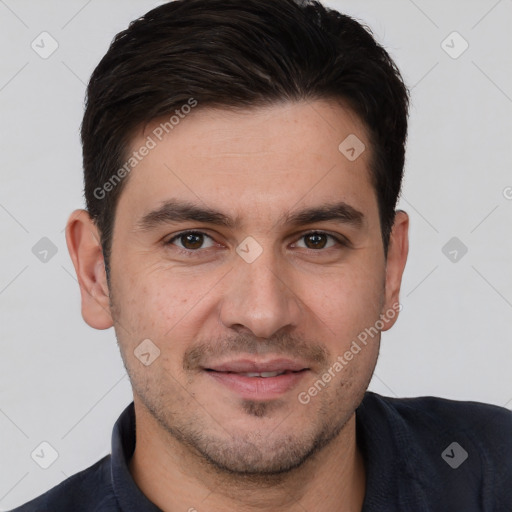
[{"left": 218, "top": 247, "right": 302, "bottom": 339}]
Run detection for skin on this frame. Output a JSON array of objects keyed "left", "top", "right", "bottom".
[{"left": 66, "top": 100, "right": 409, "bottom": 512}]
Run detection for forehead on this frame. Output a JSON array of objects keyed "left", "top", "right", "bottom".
[{"left": 117, "top": 100, "right": 377, "bottom": 226}]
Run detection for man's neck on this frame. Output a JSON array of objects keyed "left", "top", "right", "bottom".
[{"left": 129, "top": 403, "right": 366, "bottom": 512}]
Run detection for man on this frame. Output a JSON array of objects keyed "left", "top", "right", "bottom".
[{"left": 12, "top": 0, "right": 512, "bottom": 510}]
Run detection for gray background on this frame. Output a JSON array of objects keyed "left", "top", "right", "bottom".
[{"left": 1, "top": 0, "right": 511, "bottom": 508}]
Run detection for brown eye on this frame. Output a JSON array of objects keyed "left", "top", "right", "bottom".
[
  {"left": 167, "top": 231, "right": 215, "bottom": 251},
  {"left": 181, "top": 232, "right": 204, "bottom": 249},
  {"left": 304, "top": 233, "right": 328, "bottom": 249},
  {"left": 295, "top": 232, "right": 341, "bottom": 250}
]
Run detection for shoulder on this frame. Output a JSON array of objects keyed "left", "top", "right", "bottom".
[
  {"left": 363, "top": 391, "right": 512, "bottom": 442},
  {"left": 10, "top": 455, "right": 120, "bottom": 512},
  {"left": 360, "top": 392, "right": 512, "bottom": 508}
]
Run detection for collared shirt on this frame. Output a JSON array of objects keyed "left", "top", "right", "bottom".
[{"left": 11, "top": 391, "right": 512, "bottom": 511}]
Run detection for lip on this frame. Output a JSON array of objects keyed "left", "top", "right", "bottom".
[
  {"left": 204, "top": 358, "right": 310, "bottom": 400},
  {"left": 205, "top": 358, "right": 309, "bottom": 373}
]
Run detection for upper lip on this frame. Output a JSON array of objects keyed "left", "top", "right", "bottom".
[{"left": 205, "top": 358, "right": 309, "bottom": 373}]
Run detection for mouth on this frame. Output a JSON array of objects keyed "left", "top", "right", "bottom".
[
  {"left": 211, "top": 370, "right": 298, "bottom": 378},
  {"left": 203, "top": 358, "right": 310, "bottom": 400}
]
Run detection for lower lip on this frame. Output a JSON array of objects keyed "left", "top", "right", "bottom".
[{"left": 206, "top": 370, "right": 308, "bottom": 400}]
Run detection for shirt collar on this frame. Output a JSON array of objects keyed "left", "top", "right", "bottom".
[
  {"left": 356, "top": 392, "right": 440, "bottom": 511},
  {"left": 111, "top": 402, "right": 162, "bottom": 511}
]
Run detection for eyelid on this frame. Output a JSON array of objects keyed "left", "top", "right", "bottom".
[
  {"left": 291, "top": 230, "right": 351, "bottom": 249},
  {"left": 166, "top": 230, "right": 216, "bottom": 248}
]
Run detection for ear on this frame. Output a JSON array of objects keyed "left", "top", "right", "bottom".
[
  {"left": 65, "top": 209, "right": 113, "bottom": 330},
  {"left": 381, "top": 210, "right": 409, "bottom": 331}
]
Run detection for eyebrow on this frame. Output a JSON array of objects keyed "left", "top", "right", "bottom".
[{"left": 136, "top": 199, "right": 364, "bottom": 232}]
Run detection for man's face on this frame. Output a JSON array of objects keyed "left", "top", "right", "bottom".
[{"left": 107, "top": 100, "right": 400, "bottom": 474}]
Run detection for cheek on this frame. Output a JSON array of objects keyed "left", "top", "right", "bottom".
[
  {"left": 302, "top": 260, "right": 385, "bottom": 337},
  {"left": 111, "top": 261, "right": 215, "bottom": 348}
]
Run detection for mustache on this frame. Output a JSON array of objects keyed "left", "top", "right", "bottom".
[{"left": 183, "top": 331, "right": 329, "bottom": 372}]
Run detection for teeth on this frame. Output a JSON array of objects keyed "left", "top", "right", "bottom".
[{"left": 240, "top": 371, "right": 285, "bottom": 378}]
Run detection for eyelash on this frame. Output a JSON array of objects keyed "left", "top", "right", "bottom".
[{"left": 165, "top": 230, "right": 349, "bottom": 258}]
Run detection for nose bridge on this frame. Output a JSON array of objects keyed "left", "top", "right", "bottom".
[{"left": 218, "top": 243, "right": 301, "bottom": 338}]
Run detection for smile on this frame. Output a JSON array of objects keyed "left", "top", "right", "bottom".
[{"left": 204, "top": 366, "right": 310, "bottom": 400}]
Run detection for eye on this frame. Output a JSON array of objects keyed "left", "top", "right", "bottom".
[
  {"left": 293, "top": 231, "right": 346, "bottom": 250},
  {"left": 166, "top": 231, "right": 216, "bottom": 252}
]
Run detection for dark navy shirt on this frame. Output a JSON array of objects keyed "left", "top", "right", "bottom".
[{"left": 11, "top": 392, "right": 512, "bottom": 511}]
